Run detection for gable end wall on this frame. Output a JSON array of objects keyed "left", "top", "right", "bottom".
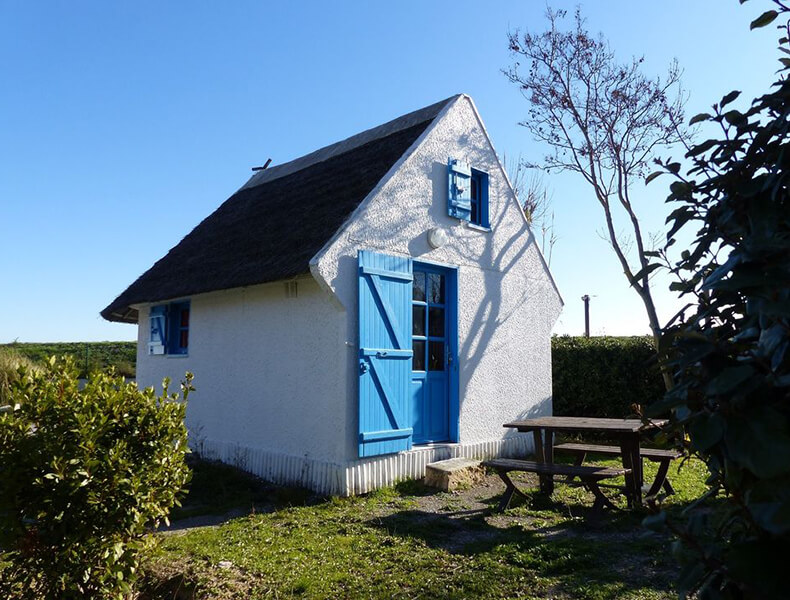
[{"left": 314, "top": 96, "right": 563, "bottom": 462}]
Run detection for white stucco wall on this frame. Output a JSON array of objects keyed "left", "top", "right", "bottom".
[
  {"left": 135, "top": 276, "right": 349, "bottom": 464},
  {"left": 312, "top": 95, "right": 562, "bottom": 460}
]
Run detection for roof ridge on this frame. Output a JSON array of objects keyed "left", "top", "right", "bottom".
[{"left": 238, "top": 94, "right": 461, "bottom": 191}]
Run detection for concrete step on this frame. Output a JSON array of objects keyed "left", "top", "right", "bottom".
[{"left": 424, "top": 457, "right": 484, "bottom": 492}]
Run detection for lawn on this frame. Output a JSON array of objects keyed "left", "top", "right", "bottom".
[{"left": 139, "top": 455, "right": 708, "bottom": 599}]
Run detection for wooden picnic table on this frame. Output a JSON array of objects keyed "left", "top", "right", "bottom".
[{"left": 503, "top": 416, "right": 669, "bottom": 508}]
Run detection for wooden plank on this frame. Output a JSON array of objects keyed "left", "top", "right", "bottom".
[
  {"left": 483, "top": 458, "right": 629, "bottom": 479},
  {"left": 554, "top": 442, "right": 680, "bottom": 460},
  {"left": 359, "top": 428, "right": 413, "bottom": 442},
  {"left": 359, "top": 265, "right": 413, "bottom": 281},
  {"left": 503, "top": 416, "right": 667, "bottom": 433},
  {"left": 532, "top": 429, "right": 552, "bottom": 494},
  {"left": 620, "top": 435, "right": 643, "bottom": 508},
  {"left": 359, "top": 348, "right": 413, "bottom": 358}
]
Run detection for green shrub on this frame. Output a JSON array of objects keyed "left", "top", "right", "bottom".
[
  {"left": 551, "top": 335, "right": 664, "bottom": 418},
  {"left": 0, "top": 357, "right": 192, "bottom": 599},
  {"left": 646, "top": 7, "right": 790, "bottom": 595},
  {"left": 0, "top": 348, "right": 40, "bottom": 405},
  {"left": 1, "top": 342, "right": 137, "bottom": 379}
]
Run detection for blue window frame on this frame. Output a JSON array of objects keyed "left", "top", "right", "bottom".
[
  {"left": 448, "top": 158, "right": 489, "bottom": 228},
  {"left": 148, "top": 301, "right": 190, "bottom": 356},
  {"left": 168, "top": 302, "right": 190, "bottom": 355},
  {"left": 470, "top": 169, "right": 489, "bottom": 228}
]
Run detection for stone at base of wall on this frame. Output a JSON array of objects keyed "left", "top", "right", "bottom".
[
  {"left": 424, "top": 457, "right": 485, "bottom": 492},
  {"left": 193, "top": 435, "right": 533, "bottom": 496}
]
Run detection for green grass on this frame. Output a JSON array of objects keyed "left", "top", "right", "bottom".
[
  {"left": 139, "top": 456, "right": 710, "bottom": 599},
  {"left": 170, "top": 456, "right": 314, "bottom": 521},
  {"left": 1, "top": 341, "right": 136, "bottom": 378}
]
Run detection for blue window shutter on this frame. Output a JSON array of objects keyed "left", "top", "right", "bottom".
[
  {"left": 447, "top": 158, "right": 472, "bottom": 221},
  {"left": 358, "top": 250, "right": 414, "bottom": 458},
  {"left": 149, "top": 305, "right": 167, "bottom": 354}
]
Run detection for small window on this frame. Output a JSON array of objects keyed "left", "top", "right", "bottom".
[
  {"left": 469, "top": 169, "right": 489, "bottom": 228},
  {"left": 448, "top": 158, "right": 489, "bottom": 228},
  {"left": 169, "top": 302, "right": 190, "bottom": 355},
  {"left": 148, "top": 301, "right": 190, "bottom": 356}
]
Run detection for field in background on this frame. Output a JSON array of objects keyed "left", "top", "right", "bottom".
[
  {"left": 1, "top": 342, "right": 136, "bottom": 378},
  {"left": 2, "top": 335, "right": 664, "bottom": 397}
]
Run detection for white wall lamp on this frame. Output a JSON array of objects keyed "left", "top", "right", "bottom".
[{"left": 427, "top": 227, "right": 448, "bottom": 249}]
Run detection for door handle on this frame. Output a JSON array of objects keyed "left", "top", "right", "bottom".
[{"left": 376, "top": 351, "right": 388, "bottom": 358}]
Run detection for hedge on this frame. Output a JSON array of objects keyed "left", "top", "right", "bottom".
[
  {"left": 551, "top": 335, "right": 665, "bottom": 418},
  {"left": 0, "top": 342, "right": 136, "bottom": 379}
]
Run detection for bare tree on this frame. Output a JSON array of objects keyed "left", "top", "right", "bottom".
[
  {"left": 505, "top": 7, "right": 689, "bottom": 389},
  {"left": 505, "top": 155, "right": 558, "bottom": 266}
]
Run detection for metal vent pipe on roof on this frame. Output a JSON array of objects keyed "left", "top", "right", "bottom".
[{"left": 252, "top": 158, "right": 272, "bottom": 171}]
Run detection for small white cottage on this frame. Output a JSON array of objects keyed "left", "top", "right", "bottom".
[{"left": 102, "top": 94, "right": 563, "bottom": 495}]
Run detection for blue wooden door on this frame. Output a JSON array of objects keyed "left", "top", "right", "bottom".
[
  {"left": 410, "top": 265, "right": 453, "bottom": 444},
  {"left": 358, "top": 250, "right": 414, "bottom": 457}
]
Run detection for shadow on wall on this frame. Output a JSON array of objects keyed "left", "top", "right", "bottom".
[
  {"left": 445, "top": 164, "right": 535, "bottom": 398},
  {"left": 502, "top": 396, "right": 553, "bottom": 447},
  {"left": 335, "top": 156, "right": 547, "bottom": 457},
  {"left": 417, "top": 160, "right": 545, "bottom": 430}
]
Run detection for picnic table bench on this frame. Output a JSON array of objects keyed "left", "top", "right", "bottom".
[
  {"left": 483, "top": 458, "right": 630, "bottom": 512},
  {"left": 554, "top": 442, "right": 679, "bottom": 498},
  {"left": 493, "top": 417, "right": 674, "bottom": 512}
]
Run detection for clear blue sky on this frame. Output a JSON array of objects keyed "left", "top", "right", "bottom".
[{"left": 0, "top": 1, "right": 780, "bottom": 342}]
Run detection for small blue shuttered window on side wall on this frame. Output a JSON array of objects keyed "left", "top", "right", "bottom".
[
  {"left": 148, "top": 301, "right": 190, "bottom": 356},
  {"left": 447, "top": 158, "right": 489, "bottom": 228}
]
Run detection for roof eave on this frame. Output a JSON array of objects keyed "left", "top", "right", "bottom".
[{"left": 102, "top": 305, "right": 139, "bottom": 324}]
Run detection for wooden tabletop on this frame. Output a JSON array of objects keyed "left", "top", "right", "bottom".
[{"left": 503, "top": 416, "right": 667, "bottom": 434}]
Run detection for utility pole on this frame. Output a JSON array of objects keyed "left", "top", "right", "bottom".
[{"left": 581, "top": 295, "right": 590, "bottom": 337}]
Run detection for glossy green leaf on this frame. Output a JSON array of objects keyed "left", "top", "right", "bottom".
[
  {"left": 689, "top": 112, "right": 711, "bottom": 125},
  {"left": 750, "top": 10, "right": 778, "bottom": 29},
  {"left": 719, "top": 90, "right": 742, "bottom": 107},
  {"left": 723, "top": 110, "right": 745, "bottom": 125},
  {"left": 686, "top": 139, "right": 718, "bottom": 157},
  {"left": 705, "top": 365, "right": 754, "bottom": 395},
  {"left": 632, "top": 263, "right": 661, "bottom": 282},
  {"left": 689, "top": 413, "right": 726, "bottom": 452},
  {"left": 725, "top": 409, "right": 790, "bottom": 478}
]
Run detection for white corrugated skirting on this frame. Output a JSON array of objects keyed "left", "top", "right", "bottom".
[{"left": 194, "top": 435, "right": 533, "bottom": 497}]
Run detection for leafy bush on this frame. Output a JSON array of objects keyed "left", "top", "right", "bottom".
[
  {"left": 645, "top": 4, "right": 790, "bottom": 596},
  {"left": 1, "top": 342, "right": 137, "bottom": 378},
  {"left": 552, "top": 335, "right": 665, "bottom": 418},
  {"left": 0, "top": 348, "right": 40, "bottom": 405},
  {"left": 0, "top": 357, "right": 192, "bottom": 599}
]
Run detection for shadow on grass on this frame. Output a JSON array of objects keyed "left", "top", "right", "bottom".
[
  {"left": 366, "top": 501, "right": 675, "bottom": 598},
  {"left": 137, "top": 571, "right": 199, "bottom": 600},
  {"left": 162, "top": 456, "right": 321, "bottom": 531}
]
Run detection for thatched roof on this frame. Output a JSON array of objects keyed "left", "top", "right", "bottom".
[{"left": 102, "top": 96, "right": 457, "bottom": 323}]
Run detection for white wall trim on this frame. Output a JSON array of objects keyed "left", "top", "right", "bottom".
[{"left": 194, "top": 434, "right": 534, "bottom": 497}]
